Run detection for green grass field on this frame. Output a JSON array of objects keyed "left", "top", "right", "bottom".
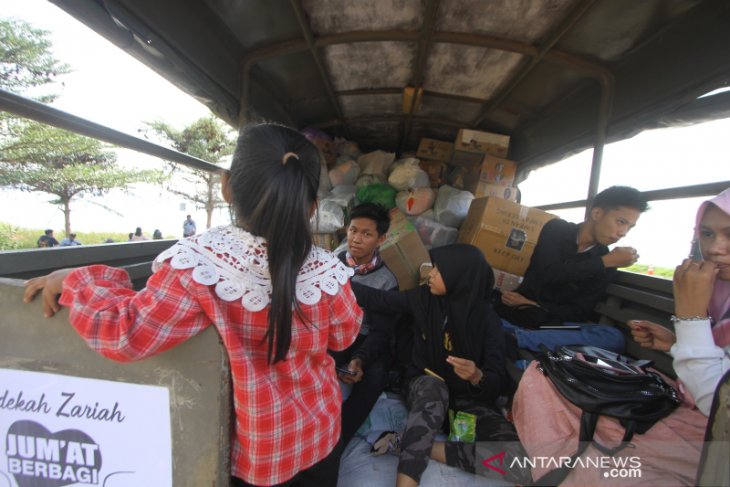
[{"left": 0, "top": 222, "right": 173, "bottom": 250}]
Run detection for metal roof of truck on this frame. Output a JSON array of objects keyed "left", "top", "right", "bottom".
[{"left": 50, "top": 0, "right": 730, "bottom": 177}]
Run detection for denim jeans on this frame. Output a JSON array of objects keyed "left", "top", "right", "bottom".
[{"left": 501, "top": 319, "right": 625, "bottom": 353}]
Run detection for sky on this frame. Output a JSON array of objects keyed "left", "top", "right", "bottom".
[{"left": 1, "top": 0, "right": 729, "bottom": 266}]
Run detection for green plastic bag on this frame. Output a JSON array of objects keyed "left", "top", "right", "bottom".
[
  {"left": 356, "top": 183, "right": 397, "bottom": 209},
  {"left": 448, "top": 409, "right": 477, "bottom": 442}
]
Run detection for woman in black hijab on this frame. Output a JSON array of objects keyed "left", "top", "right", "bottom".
[{"left": 350, "top": 243, "right": 508, "bottom": 486}]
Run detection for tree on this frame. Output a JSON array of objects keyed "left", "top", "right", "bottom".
[
  {"left": 0, "top": 18, "right": 70, "bottom": 98},
  {"left": 1, "top": 18, "right": 71, "bottom": 141},
  {"left": 0, "top": 122, "right": 162, "bottom": 235},
  {"left": 0, "top": 17, "right": 162, "bottom": 236},
  {"left": 143, "top": 116, "right": 236, "bottom": 229}
]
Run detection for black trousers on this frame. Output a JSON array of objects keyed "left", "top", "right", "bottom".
[{"left": 340, "top": 357, "right": 390, "bottom": 445}]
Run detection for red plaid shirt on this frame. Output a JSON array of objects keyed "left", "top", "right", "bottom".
[{"left": 60, "top": 252, "right": 362, "bottom": 485}]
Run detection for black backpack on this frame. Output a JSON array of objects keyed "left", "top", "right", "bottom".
[{"left": 535, "top": 345, "right": 681, "bottom": 485}]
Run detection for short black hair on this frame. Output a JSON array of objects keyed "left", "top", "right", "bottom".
[
  {"left": 590, "top": 186, "right": 649, "bottom": 213},
  {"left": 44, "top": 229, "right": 53, "bottom": 235},
  {"left": 349, "top": 202, "right": 391, "bottom": 236}
]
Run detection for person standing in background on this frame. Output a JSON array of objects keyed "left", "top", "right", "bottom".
[
  {"left": 183, "top": 214, "right": 197, "bottom": 237},
  {"left": 59, "top": 233, "right": 82, "bottom": 246},
  {"left": 131, "top": 227, "right": 148, "bottom": 241},
  {"left": 37, "top": 229, "right": 59, "bottom": 248}
]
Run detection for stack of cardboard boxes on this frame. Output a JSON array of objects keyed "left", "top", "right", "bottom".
[
  {"left": 457, "top": 197, "right": 556, "bottom": 291},
  {"left": 409, "top": 129, "right": 556, "bottom": 292},
  {"left": 312, "top": 127, "right": 557, "bottom": 293}
]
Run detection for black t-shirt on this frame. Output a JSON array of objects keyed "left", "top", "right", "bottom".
[
  {"left": 37, "top": 235, "right": 59, "bottom": 247},
  {"left": 514, "top": 218, "right": 615, "bottom": 323}
]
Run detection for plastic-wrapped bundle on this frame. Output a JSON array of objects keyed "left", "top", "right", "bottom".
[
  {"left": 311, "top": 199, "right": 345, "bottom": 233},
  {"left": 356, "top": 174, "right": 386, "bottom": 188},
  {"left": 301, "top": 126, "right": 336, "bottom": 167},
  {"left": 328, "top": 159, "right": 360, "bottom": 187},
  {"left": 356, "top": 183, "right": 397, "bottom": 209},
  {"left": 301, "top": 126, "right": 331, "bottom": 144},
  {"left": 433, "top": 185, "right": 474, "bottom": 228},
  {"left": 395, "top": 188, "right": 435, "bottom": 216},
  {"left": 335, "top": 137, "right": 361, "bottom": 160},
  {"left": 324, "top": 187, "right": 356, "bottom": 220},
  {"left": 357, "top": 150, "right": 396, "bottom": 178},
  {"left": 388, "top": 157, "right": 430, "bottom": 191},
  {"left": 411, "top": 214, "right": 459, "bottom": 248},
  {"left": 317, "top": 159, "right": 332, "bottom": 198},
  {"left": 331, "top": 184, "right": 358, "bottom": 196}
]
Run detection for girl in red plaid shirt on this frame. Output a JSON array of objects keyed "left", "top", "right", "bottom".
[{"left": 24, "top": 124, "right": 363, "bottom": 487}]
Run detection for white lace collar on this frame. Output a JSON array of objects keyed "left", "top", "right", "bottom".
[{"left": 153, "top": 225, "right": 353, "bottom": 311}]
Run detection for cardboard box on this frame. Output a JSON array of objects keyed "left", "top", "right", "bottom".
[
  {"left": 453, "top": 128, "right": 510, "bottom": 164},
  {"left": 446, "top": 164, "right": 477, "bottom": 190},
  {"left": 479, "top": 155, "right": 516, "bottom": 186},
  {"left": 473, "top": 182, "right": 520, "bottom": 202},
  {"left": 450, "top": 150, "right": 484, "bottom": 167},
  {"left": 493, "top": 268, "right": 523, "bottom": 292},
  {"left": 458, "top": 197, "right": 557, "bottom": 276},
  {"left": 419, "top": 159, "right": 448, "bottom": 187},
  {"left": 460, "top": 155, "right": 517, "bottom": 194},
  {"left": 380, "top": 209, "right": 431, "bottom": 290},
  {"left": 416, "top": 138, "right": 454, "bottom": 162},
  {"left": 313, "top": 233, "right": 339, "bottom": 251}
]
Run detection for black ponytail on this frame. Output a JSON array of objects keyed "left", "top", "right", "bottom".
[{"left": 227, "top": 124, "right": 321, "bottom": 363}]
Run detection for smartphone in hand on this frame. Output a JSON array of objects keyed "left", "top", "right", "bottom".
[{"left": 336, "top": 366, "right": 357, "bottom": 376}]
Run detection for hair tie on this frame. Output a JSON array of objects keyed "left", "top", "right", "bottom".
[{"left": 282, "top": 152, "right": 300, "bottom": 165}]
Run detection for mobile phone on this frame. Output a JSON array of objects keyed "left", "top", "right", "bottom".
[
  {"left": 336, "top": 366, "right": 357, "bottom": 376},
  {"left": 689, "top": 239, "right": 704, "bottom": 262}
]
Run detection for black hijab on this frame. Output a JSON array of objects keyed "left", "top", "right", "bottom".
[{"left": 411, "top": 244, "right": 495, "bottom": 379}]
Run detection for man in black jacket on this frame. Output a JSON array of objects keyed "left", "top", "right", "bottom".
[
  {"left": 332, "top": 202, "right": 398, "bottom": 445},
  {"left": 37, "top": 229, "right": 59, "bottom": 248},
  {"left": 496, "top": 186, "right": 648, "bottom": 352}
]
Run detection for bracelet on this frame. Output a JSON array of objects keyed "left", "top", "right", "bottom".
[{"left": 670, "top": 315, "right": 708, "bottom": 323}]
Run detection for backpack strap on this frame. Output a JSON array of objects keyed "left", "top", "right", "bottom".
[{"left": 533, "top": 412, "right": 634, "bottom": 485}]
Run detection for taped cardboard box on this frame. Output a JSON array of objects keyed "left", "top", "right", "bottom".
[
  {"left": 460, "top": 155, "right": 516, "bottom": 190},
  {"left": 473, "top": 182, "right": 520, "bottom": 201},
  {"left": 458, "top": 197, "right": 556, "bottom": 276},
  {"left": 479, "top": 155, "right": 516, "bottom": 186},
  {"left": 380, "top": 209, "right": 431, "bottom": 290},
  {"left": 452, "top": 128, "right": 510, "bottom": 166},
  {"left": 416, "top": 138, "right": 454, "bottom": 162}
]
